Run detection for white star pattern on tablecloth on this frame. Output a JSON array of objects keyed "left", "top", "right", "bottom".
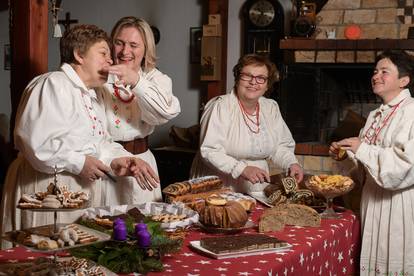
[
  {"left": 275, "top": 257, "right": 283, "bottom": 262},
  {"left": 253, "top": 268, "right": 261, "bottom": 271},
  {"left": 197, "top": 260, "right": 211, "bottom": 264},
  {"left": 275, "top": 252, "right": 288, "bottom": 255},
  {"left": 242, "top": 261, "right": 249, "bottom": 264},
  {"left": 182, "top": 265, "right": 189, "bottom": 268},
  {"left": 175, "top": 259, "right": 183, "bottom": 263},
  {"left": 239, "top": 272, "right": 253, "bottom": 275},
  {"left": 311, "top": 252, "right": 314, "bottom": 260},
  {"left": 299, "top": 253, "right": 304, "bottom": 265},
  {"left": 307, "top": 265, "right": 310, "bottom": 271},
  {"left": 333, "top": 240, "right": 336, "bottom": 246},
  {"left": 187, "top": 273, "right": 200, "bottom": 276},
  {"left": 164, "top": 263, "right": 171, "bottom": 267},
  {"left": 306, "top": 242, "right": 312, "bottom": 247},
  {"left": 316, "top": 234, "right": 322, "bottom": 238},
  {"left": 223, "top": 261, "right": 231, "bottom": 264},
  {"left": 319, "top": 265, "right": 323, "bottom": 275},
  {"left": 324, "top": 240, "right": 328, "bottom": 250},
  {"left": 286, "top": 234, "right": 295, "bottom": 237},
  {"left": 7, "top": 259, "right": 18, "bottom": 263},
  {"left": 216, "top": 267, "right": 227, "bottom": 271},
  {"left": 259, "top": 260, "right": 268, "bottom": 263},
  {"left": 291, "top": 266, "right": 294, "bottom": 272},
  {"left": 325, "top": 261, "right": 329, "bottom": 268},
  {"left": 343, "top": 267, "right": 347, "bottom": 273},
  {"left": 284, "top": 267, "right": 288, "bottom": 276},
  {"left": 317, "top": 251, "right": 320, "bottom": 256},
  {"left": 331, "top": 224, "right": 339, "bottom": 228},
  {"left": 183, "top": 252, "right": 194, "bottom": 256},
  {"left": 345, "top": 230, "right": 349, "bottom": 238},
  {"left": 193, "top": 269, "right": 200, "bottom": 272},
  {"left": 331, "top": 229, "right": 335, "bottom": 235},
  {"left": 5, "top": 250, "right": 13, "bottom": 253},
  {"left": 306, "top": 236, "right": 316, "bottom": 240}
]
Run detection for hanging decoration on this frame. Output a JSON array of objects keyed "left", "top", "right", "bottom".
[{"left": 50, "top": 0, "right": 63, "bottom": 38}]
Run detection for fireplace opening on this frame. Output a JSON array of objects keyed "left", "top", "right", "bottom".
[{"left": 274, "top": 63, "right": 381, "bottom": 144}]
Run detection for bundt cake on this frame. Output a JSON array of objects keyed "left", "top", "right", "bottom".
[{"left": 200, "top": 198, "right": 248, "bottom": 228}]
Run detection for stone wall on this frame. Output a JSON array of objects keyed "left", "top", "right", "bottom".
[{"left": 294, "top": 0, "right": 412, "bottom": 62}]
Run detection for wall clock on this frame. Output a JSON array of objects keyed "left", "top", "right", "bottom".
[
  {"left": 248, "top": 0, "right": 276, "bottom": 27},
  {"left": 242, "top": 0, "right": 284, "bottom": 63}
]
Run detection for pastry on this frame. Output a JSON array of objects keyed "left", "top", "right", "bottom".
[
  {"left": 200, "top": 200, "right": 248, "bottom": 228},
  {"left": 165, "top": 188, "right": 232, "bottom": 203},
  {"left": 162, "top": 181, "right": 191, "bottom": 196},
  {"left": 281, "top": 176, "right": 298, "bottom": 195},
  {"left": 42, "top": 197, "right": 62, "bottom": 208},
  {"left": 188, "top": 176, "right": 223, "bottom": 194}
]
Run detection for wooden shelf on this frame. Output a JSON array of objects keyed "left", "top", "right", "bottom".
[{"left": 280, "top": 38, "right": 414, "bottom": 50}]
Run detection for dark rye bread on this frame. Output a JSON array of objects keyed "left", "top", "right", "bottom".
[
  {"left": 266, "top": 203, "right": 321, "bottom": 227},
  {"left": 200, "top": 234, "right": 288, "bottom": 254}
]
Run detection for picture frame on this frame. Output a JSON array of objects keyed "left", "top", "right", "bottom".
[
  {"left": 4, "top": 44, "right": 10, "bottom": 70},
  {"left": 190, "top": 27, "right": 202, "bottom": 64}
]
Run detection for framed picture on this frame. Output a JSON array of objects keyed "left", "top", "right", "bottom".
[
  {"left": 190, "top": 27, "right": 202, "bottom": 64},
  {"left": 4, "top": 44, "right": 10, "bottom": 70}
]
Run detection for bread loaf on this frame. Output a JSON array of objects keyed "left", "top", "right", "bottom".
[
  {"left": 259, "top": 211, "right": 286, "bottom": 232},
  {"left": 162, "top": 176, "right": 223, "bottom": 196},
  {"left": 266, "top": 203, "right": 321, "bottom": 227}
]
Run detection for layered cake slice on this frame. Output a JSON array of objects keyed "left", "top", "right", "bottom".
[{"left": 199, "top": 234, "right": 288, "bottom": 254}]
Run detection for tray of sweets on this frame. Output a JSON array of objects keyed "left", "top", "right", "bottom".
[
  {"left": 2, "top": 223, "right": 110, "bottom": 253},
  {"left": 0, "top": 256, "right": 117, "bottom": 276}
]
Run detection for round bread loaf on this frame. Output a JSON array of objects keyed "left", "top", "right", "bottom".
[{"left": 200, "top": 200, "right": 248, "bottom": 228}]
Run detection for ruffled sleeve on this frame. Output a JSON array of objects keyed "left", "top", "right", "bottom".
[{"left": 132, "top": 68, "right": 180, "bottom": 125}]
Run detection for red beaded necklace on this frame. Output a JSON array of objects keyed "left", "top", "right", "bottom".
[
  {"left": 113, "top": 84, "right": 135, "bottom": 103},
  {"left": 363, "top": 98, "right": 405, "bottom": 144},
  {"left": 238, "top": 98, "right": 260, "bottom": 134}
]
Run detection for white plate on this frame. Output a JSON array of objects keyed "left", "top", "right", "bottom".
[
  {"left": 247, "top": 191, "right": 273, "bottom": 207},
  {"left": 190, "top": 240, "right": 292, "bottom": 259}
]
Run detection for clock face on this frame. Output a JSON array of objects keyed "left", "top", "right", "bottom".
[{"left": 249, "top": 0, "right": 275, "bottom": 27}]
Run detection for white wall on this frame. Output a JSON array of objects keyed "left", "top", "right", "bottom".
[{"left": 0, "top": 1, "right": 246, "bottom": 147}]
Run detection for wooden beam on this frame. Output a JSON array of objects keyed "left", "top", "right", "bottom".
[
  {"left": 9, "top": 0, "right": 48, "bottom": 145},
  {"left": 207, "top": 0, "right": 228, "bottom": 100}
]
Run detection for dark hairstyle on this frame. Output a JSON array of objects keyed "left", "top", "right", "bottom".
[
  {"left": 232, "top": 54, "right": 279, "bottom": 94},
  {"left": 375, "top": 50, "right": 414, "bottom": 90},
  {"left": 60, "top": 24, "right": 111, "bottom": 64}
]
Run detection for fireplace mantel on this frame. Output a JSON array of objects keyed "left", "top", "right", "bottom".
[{"left": 280, "top": 38, "right": 414, "bottom": 51}]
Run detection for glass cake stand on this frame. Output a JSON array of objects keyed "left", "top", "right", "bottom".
[{"left": 305, "top": 176, "right": 354, "bottom": 218}]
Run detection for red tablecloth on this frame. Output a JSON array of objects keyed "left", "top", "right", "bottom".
[{"left": 0, "top": 204, "right": 360, "bottom": 275}]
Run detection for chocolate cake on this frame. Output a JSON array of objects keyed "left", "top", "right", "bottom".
[{"left": 200, "top": 234, "right": 288, "bottom": 254}]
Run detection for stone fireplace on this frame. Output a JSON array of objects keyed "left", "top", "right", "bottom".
[{"left": 269, "top": 0, "right": 414, "bottom": 174}]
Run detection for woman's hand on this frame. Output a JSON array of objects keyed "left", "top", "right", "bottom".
[
  {"left": 337, "top": 137, "right": 362, "bottom": 154},
  {"left": 79, "top": 156, "right": 111, "bottom": 182},
  {"left": 241, "top": 166, "right": 270, "bottom": 184},
  {"left": 289, "top": 163, "right": 304, "bottom": 183},
  {"left": 111, "top": 157, "right": 159, "bottom": 191},
  {"left": 329, "top": 141, "right": 343, "bottom": 161},
  {"left": 108, "top": 64, "right": 140, "bottom": 87}
]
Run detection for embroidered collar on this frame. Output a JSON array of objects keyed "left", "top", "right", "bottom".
[{"left": 61, "top": 63, "right": 97, "bottom": 99}]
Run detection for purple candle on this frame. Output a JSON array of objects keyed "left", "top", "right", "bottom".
[
  {"left": 135, "top": 222, "right": 147, "bottom": 235},
  {"left": 113, "top": 218, "right": 127, "bottom": 241},
  {"left": 137, "top": 229, "right": 151, "bottom": 247}
]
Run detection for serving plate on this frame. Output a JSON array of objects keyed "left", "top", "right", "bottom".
[
  {"left": 2, "top": 223, "right": 110, "bottom": 253},
  {"left": 247, "top": 191, "right": 273, "bottom": 207},
  {"left": 190, "top": 240, "right": 292, "bottom": 259}
]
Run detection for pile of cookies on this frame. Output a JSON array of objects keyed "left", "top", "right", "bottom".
[
  {"left": 151, "top": 213, "right": 188, "bottom": 223},
  {"left": 307, "top": 174, "right": 354, "bottom": 197},
  {"left": 18, "top": 183, "right": 90, "bottom": 209},
  {"left": 14, "top": 224, "right": 99, "bottom": 250}
]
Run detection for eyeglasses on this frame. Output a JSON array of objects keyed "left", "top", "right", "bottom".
[{"left": 239, "top": 73, "right": 268, "bottom": 84}]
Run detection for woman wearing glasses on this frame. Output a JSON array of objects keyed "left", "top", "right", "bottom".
[{"left": 191, "top": 54, "right": 303, "bottom": 193}]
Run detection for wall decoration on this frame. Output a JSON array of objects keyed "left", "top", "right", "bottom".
[
  {"left": 190, "top": 27, "right": 202, "bottom": 64},
  {"left": 4, "top": 44, "right": 10, "bottom": 70}
]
